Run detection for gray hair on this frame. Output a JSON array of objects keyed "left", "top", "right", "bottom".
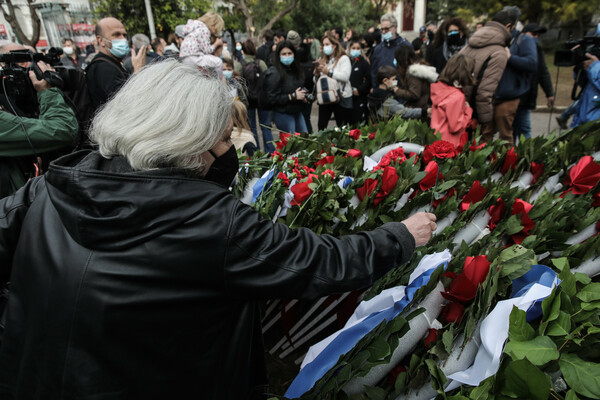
[
  {"left": 89, "top": 59, "right": 233, "bottom": 173},
  {"left": 381, "top": 13, "right": 398, "bottom": 27},
  {"left": 131, "top": 33, "right": 150, "bottom": 49}
]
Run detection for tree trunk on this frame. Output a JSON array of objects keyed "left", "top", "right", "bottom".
[
  {"left": 229, "top": 0, "right": 255, "bottom": 40},
  {"left": 256, "top": 0, "right": 298, "bottom": 41},
  {"left": 1, "top": 0, "right": 41, "bottom": 48}
]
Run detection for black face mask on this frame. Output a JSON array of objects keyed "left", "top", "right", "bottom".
[
  {"left": 446, "top": 33, "right": 464, "bottom": 47},
  {"left": 427, "top": 31, "right": 435, "bottom": 41},
  {"left": 203, "top": 145, "right": 239, "bottom": 188}
]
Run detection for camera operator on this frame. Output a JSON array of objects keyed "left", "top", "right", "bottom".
[
  {"left": 0, "top": 48, "right": 78, "bottom": 198},
  {"left": 571, "top": 52, "right": 600, "bottom": 127}
]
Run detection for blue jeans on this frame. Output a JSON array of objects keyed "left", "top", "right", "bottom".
[
  {"left": 513, "top": 107, "right": 531, "bottom": 143},
  {"left": 272, "top": 111, "right": 308, "bottom": 136},
  {"left": 248, "top": 106, "right": 274, "bottom": 153}
]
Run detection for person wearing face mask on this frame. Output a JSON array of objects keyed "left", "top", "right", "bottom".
[
  {"left": 263, "top": 40, "right": 308, "bottom": 136},
  {"left": 315, "top": 33, "right": 353, "bottom": 130},
  {"left": 370, "top": 13, "right": 412, "bottom": 88},
  {"left": 430, "top": 18, "right": 469, "bottom": 74},
  {"left": 234, "top": 41, "right": 244, "bottom": 62},
  {"left": 367, "top": 65, "right": 428, "bottom": 121},
  {"left": 223, "top": 57, "right": 249, "bottom": 109},
  {"left": 60, "top": 38, "right": 86, "bottom": 69},
  {"left": 0, "top": 59, "right": 435, "bottom": 399},
  {"left": 86, "top": 17, "right": 146, "bottom": 111},
  {"left": 347, "top": 39, "right": 371, "bottom": 124}
]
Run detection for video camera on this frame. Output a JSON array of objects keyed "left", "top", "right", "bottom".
[
  {"left": 554, "top": 36, "right": 600, "bottom": 67},
  {"left": 0, "top": 48, "right": 65, "bottom": 118}
]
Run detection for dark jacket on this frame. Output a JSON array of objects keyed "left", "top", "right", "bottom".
[
  {"left": 257, "top": 42, "right": 274, "bottom": 67},
  {"left": 85, "top": 52, "right": 129, "bottom": 110},
  {"left": 60, "top": 55, "right": 86, "bottom": 69},
  {"left": 394, "top": 63, "right": 439, "bottom": 109},
  {"left": 0, "top": 150, "right": 415, "bottom": 399},
  {"left": 370, "top": 35, "right": 413, "bottom": 87},
  {"left": 495, "top": 32, "right": 538, "bottom": 101},
  {"left": 263, "top": 65, "right": 305, "bottom": 114},
  {"left": 350, "top": 56, "right": 371, "bottom": 98},
  {"left": 519, "top": 41, "right": 554, "bottom": 110}
]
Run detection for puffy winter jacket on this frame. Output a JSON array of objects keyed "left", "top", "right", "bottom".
[
  {"left": 0, "top": 150, "right": 416, "bottom": 399},
  {"left": 430, "top": 81, "right": 473, "bottom": 147},
  {"left": 395, "top": 63, "right": 439, "bottom": 109},
  {"left": 460, "top": 22, "right": 512, "bottom": 124}
]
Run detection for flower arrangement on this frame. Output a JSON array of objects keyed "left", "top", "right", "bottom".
[{"left": 235, "top": 118, "right": 600, "bottom": 400}]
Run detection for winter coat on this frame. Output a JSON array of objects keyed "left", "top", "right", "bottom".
[
  {"left": 0, "top": 150, "right": 415, "bottom": 399},
  {"left": 496, "top": 33, "right": 538, "bottom": 101},
  {"left": 370, "top": 35, "right": 413, "bottom": 87},
  {"left": 519, "top": 41, "right": 554, "bottom": 110},
  {"left": 0, "top": 88, "right": 78, "bottom": 198},
  {"left": 349, "top": 56, "right": 371, "bottom": 98},
  {"left": 263, "top": 65, "right": 305, "bottom": 115},
  {"left": 430, "top": 81, "right": 473, "bottom": 147},
  {"left": 460, "top": 21, "right": 512, "bottom": 124},
  {"left": 86, "top": 52, "right": 129, "bottom": 110},
  {"left": 395, "top": 63, "right": 439, "bottom": 109},
  {"left": 367, "top": 87, "right": 424, "bottom": 120},
  {"left": 321, "top": 54, "right": 352, "bottom": 99},
  {"left": 572, "top": 60, "right": 600, "bottom": 127}
]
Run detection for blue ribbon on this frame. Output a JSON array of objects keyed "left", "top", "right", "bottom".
[
  {"left": 510, "top": 264, "right": 560, "bottom": 321},
  {"left": 339, "top": 176, "right": 353, "bottom": 189},
  {"left": 252, "top": 169, "right": 275, "bottom": 203},
  {"left": 285, "top": 262, "right": 447, "bottom": 399}
]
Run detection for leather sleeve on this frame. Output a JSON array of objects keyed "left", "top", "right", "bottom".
[
  {"left": 263, "top": 68, "right": 291, "bottom": 106},
  {"left": 0, "top": 178, "right": 43, "bottom": 282},
  {"left": 223, "top": 201, "right": 415, "bottom": 300}
]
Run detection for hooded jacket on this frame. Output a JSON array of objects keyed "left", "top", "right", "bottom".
[
  {"left": 370, "top": 35, "right": 413, "bottom": 87},
  {"left": 430, "top": 81, "right": 473, "bottom": 147},
  {"left": 395, "top": 63, "right": 439, "bottom": 109},
  {"left": 460, "top": 21, "right": 512, "bottom": 124},
  {"left": 0, "top": 150, "right": 415, "bottom": 399},
  {"left": 572, "top": 60, "right": 600, "bottom": 127}
]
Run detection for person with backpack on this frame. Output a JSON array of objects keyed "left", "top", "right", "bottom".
[
  {"left": 234, "top": 40, "right": 271, "bottom": 152},
  {"left": 263, "top": 40, "right": 308, "bottom": 137},
  {"left": 315, "top": 33, "right": 353, "bottom": 130}
]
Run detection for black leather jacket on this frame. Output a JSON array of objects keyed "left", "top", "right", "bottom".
[
  {"left": 0, "top": 151, "right": 415, "bottom": 399},
  {"left": 263, "top": 65, "right": 305, "bottom": 115}
]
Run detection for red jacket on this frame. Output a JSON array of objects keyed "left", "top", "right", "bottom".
[{"left": 430, "top": 81, "right": 473, "bottom": 147}]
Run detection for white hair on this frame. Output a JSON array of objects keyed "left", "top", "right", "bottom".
[
  {"left": 89, "top": 59, "right": 233, "bottom": 173},
  {"left": 131, "top": 33, "right": 150, "bottom": 49},
  {"left": 381, "top": 13, "right": 398, "bottom": 27}
]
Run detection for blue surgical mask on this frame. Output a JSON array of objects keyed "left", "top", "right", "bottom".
[
  {"left": 382, "top": 31, "right": 393, "bottom": 41},
  {"left": 350, "top": 49, "right": 361, "bottom": 58},
  {"left": 280, "top": 55, "right": 294, "bottom": 65},
  {"left": 106, "top": 38, "right": 129, "bottom": 59},
  {"left": 236, "top": 45, "right": 242, "bottom": 51},
  {"left": 223, "top": 70, "right": 233, "bottom": 80},
  {"left": 393, "top": 58, "right": 397, "bottom": 67},
  {"left": 323, "top": 45, "right": 333, "bottom": 56}
]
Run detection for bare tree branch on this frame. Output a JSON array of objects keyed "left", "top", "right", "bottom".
[
  {"left": 1, "top": 0, "right": 41, "bottom": 47},
  {"left": 257, "top": 0, "right": 298, "bottom": 40}
]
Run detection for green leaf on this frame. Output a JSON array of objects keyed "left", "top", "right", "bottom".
[
  {"left": 413, "top": 171, "right": 428, "bottom": 184},
  {"left": 547, "top": 294, "right": 562, "bottom": 323},
  {"left": 425, "top": 358, "right": 448, "bottom": 393},
  {"left": 436, "top": 179, "right": 458, "bottom": 192},
  {"left": 559, "top": 353, "right": 600, "bottom": 398},
  {"left": 551, "top": 257, "right": 569, "bottom": 271},
  {"left": 504, "top": 215, "right": 524, "bottom": 235},
  {"left": 443, "top": 328, "right": 454, "bottom": 354},
  {"left": 368, "top": 337, "right": 391, "bottom": 362},
  {"left": 394, "top": 371, "right": 407, "bottom": 393},
  {"left": 503, "top": 336, "right": 559, "bottom": 365},
  {"left": 547, "top": 311, "right": 572, "bottom": 337},
  {"left": 558, "top": 262, "right": 577, "bottom": 297},
  {"left": 576, "top": 283, "right": 600, "bottom": 303},
  {"left": 364, "top": 385, "right": 387, "bottom": 400},
  {"left": 508, "top": 306, "right": 535, "bottom": 341},
  {"left": 565, "top": 389, "right": 581, "bottom": 400},
  {"left": 469, "top": 377, "right": 494, "bottom": 399},
  {"left": 379, "top": 214, "right": 393, "bottom": 224},
  {"left": 496, "top": 245, "right": 536, "bottom": 280},
  {"left": 574, "top": 273, "right": 592, "bottom": 285},
  {"left": 500, "top": 359, "right": 551, "bottom": 400},
  {"left": 582, "top": 300, "right": 600, "bottom": 311}
]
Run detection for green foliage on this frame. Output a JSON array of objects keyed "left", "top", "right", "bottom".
[
  {"left": 90, "top": 0, "right": 211, "bottom": 37},
  {"left": 559, "top": 354, "right": 600, "bottom": 399}
]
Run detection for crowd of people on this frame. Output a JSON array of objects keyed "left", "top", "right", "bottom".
[{"left": 0, "top": 6, "right": 599, "bottom": 399}]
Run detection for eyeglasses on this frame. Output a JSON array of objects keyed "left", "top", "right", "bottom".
[{"left": 380, "top": 26, "right": 395, "bottom": 32}]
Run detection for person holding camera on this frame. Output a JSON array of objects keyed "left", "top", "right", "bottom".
[
  {"left": 0, "top": 53, "right": 78, "bottom": 198},
  {"left": 571, "top": 52, "right": 600, "bottom": 127},
  {"left": 263, "top": 40, "right": 308, "bottom": 136}
]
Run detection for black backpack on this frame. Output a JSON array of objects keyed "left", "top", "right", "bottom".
[{"left": 241, "top": 59, "right": 263, "bottom": 104}]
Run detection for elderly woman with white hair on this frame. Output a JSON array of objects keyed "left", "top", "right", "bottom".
[{"left": 0, "top": 60, "right": 436, "bottom": 399}]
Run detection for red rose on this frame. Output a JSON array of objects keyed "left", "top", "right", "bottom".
[
  {"left": 272, "top": 151, "right": 283, "bottom": 161},
  {"left": 442, "top": 302, "right": 465, "bottom": 324},
  {"left": 315, "top": 155, "right": 335, "bottom": 167},
  {"left": 291, "top": 174, "right": 318, "bottom": 206},
  {"left": 469, "top": 139, "right": 487, "bottom": 152},
  {"left": 387, "top": 364, "right": 407, "bottom": 387},
  {"left": 420, "top": 161, "right": 440, "bottom": 191},
  {"left": 423, "top": 328, "right": 438, "bottom": 349},
  {"left": 355, "top": 166, "right": 399, "bottom": 206},
  {"left": 531, "top": 162, "right": 544, "bottom": 184},
  {"left": 460, "top": 181, "right": 487, "bottom": 212},
  {"left": 511, "top": 199, "right": 535, "bottom": 244},
  {"left": 433, "top": 188, "right": 457, "bottom": 208},
  {"left": 277, "top": 172, "right": 289, "bottom": 187},
  {"left": 422, "top": 140, "right": 458, "bottom": 164},
  {"left": 565, "top": 156, "right": 600, "bottom": 195},
  {"left": 368, "top": 132, "right": 376, "bottom": 140},
  {"left": 488, "top": 197, "right": 506, "bottom": 230},
  {"left": 356, "top": 178, "right": 378, "bottom": 202},
  {"left": 349, "top": 128, "right": 361, "bottom": 140},
  {"left": 501, "top": 147, "right": 518, "bottom": 175},
  {"left": 463, "top": 255, "right": 491, "bottom": 286},
  {"left": 442, "top": 273, "right": 478, "bottom": 303},
  {"left": 593, "top": 191, "right": 600, "bottom": 207},
  {"left": 490, "top": 152, "right": 498, "bottom": 163},
  {"left": 346, "top": 149, "right": 362, "bottom": 158},
  {"left": 276, "top": 132, "right": 291, "bottom": 150},
  {"left": 302, "top": 165, "right": 315, "bottom": 175},
  {"left": 374, "top": 147, "right": 406, "bottom": 171},
  {"left": 408, "top": 152, "right": 419, "bottom": 165},
  {"left": 321, "top": 169, "right": 336, "bottom": 178}
]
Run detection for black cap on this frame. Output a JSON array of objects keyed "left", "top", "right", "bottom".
[{"left": 523, "top": 23, "right": 547, "bottom": 35}]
